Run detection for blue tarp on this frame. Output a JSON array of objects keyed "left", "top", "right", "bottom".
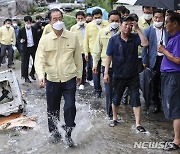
[{"left": 86, "top": 6, "right": 108, "bottom": 20}]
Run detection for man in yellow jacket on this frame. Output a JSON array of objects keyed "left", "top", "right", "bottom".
[
  {"left": 42, "top": 23, "right": 52, "bottom": 36},
  {"left": 93, "top": 10, "right": 121, "bottom": 119},
  {"left": 35, "top": 9, "right": 82, "bottom": 147},
  {"left": 84, "top": 8, "right": 108, "bottom": 98},
  {"left": 42, "top": 11, "right": 66, "bottom": 36},
  {"left": 0, "top": 19, "right": 16, "bottom": 68},
  {"left": 70, "top": 11, "right": 86, "bottom": 90},
  {"left": 138, "top": 6, "right": 154, "bottom": 31}
]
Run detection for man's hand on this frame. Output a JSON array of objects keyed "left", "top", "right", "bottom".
[
  {"left": 39, "top": 78, "right": 45, "bottom": 88},
  {"left": 143, "top": 63, "right": 148, "bottom": 68},
  {"left": 20, "top": 39, "right": 25, "bottom": 43},
  {"left": 76, "top": 78, "right": 82, "bottom": 86},
  {"left": 104, "top": 73, "right": 110, "bottom": 83},
  {"left": 132, "top": 21, "right": 139, "bottom": 30},
  {"left": 92, "top": 67, "right": 98, "bottom": 74},
  {"left": 158, "top": 44, "right": 166, "bottom": 53}
]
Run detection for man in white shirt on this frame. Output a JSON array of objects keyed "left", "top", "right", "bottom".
[
  {"left": 142, "top": 9, "right": 169, "bottom": 113},
  {"left": 18, "top": 16, "right": 38, "bottom": 83}
]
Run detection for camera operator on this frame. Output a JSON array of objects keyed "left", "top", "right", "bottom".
[{"left": 33, "top": 15, "right": 44, "bottom": 43}]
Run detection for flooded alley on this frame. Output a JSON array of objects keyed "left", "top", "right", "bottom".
[{"left": 0, "top": 61, "right": 179, "bottom": 154}]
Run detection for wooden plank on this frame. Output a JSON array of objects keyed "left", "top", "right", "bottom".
[{"left": 0, "top": 113, "right": 22, "bottom": 125}]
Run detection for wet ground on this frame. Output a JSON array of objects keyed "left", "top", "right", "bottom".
[{"left": 0, "top": 60, "right": 179, "bottom": 154}]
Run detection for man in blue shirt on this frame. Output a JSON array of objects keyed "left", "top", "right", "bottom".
[
  {"left": 12, "top": 19, "right": 23, "bottom": 57},
  {"left": 104, "top": 16, "right": 148, "bottom": 132}
]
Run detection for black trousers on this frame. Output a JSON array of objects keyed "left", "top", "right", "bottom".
[
  {"left": 82, "top": 54, "right": 86, "bottom": 85},
  {"left": 0, "top": 44, "right": 13, "bottom": 66},
  {"left": 46, "top": 78, "right": 76, "bottom": 133},
  {"left": 21, "top": 46, "right": 36, "bottom": 78},
  {"left": 151, "top": 56, "right": 163, "bottom": 108}
]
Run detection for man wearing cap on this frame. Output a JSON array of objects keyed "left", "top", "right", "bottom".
[{"left": 104, "top": 16, "right": 148, "bottom": 132}]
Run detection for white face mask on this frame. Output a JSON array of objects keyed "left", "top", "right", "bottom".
[
  {"left": 13, "top": 23, "right": 17, "bottom": 27},
  {"left": 143, "top": 13, "right": 153, "bottom": 20},
  {"left": 77, "top": 21, "right": 85, "bottom": 26},
  {"left": 6, "top": 24, "right": 11, "bottom": 28},
  {"left": 153, "top": 21, "right": 163, "bottom": 28},
  {"left": 110, "top": 22, "right": 119, "bottom": 30},
  {"left": 95, "top": 18, "right": 102, "bottom": 25},
  {"left": 25, "top": 24, "right": 31, "bottom": 29},
  {"left": 52, "top": 21, "right": 64, "bottom": 31}
]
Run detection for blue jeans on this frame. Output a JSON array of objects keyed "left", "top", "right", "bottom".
[
  {"left": 46, "top": 78, "right": 76, "bottom": 133},
  {"left": 102, "top": 66, "right": 113, "bottom": 117}
]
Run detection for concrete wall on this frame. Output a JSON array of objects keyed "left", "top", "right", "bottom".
[{"left": 0, "top": 0, "right": 30, "bottom": 26}]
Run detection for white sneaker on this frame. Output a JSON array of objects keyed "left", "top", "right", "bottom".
[
  {"left": 88, "top": 80, "right": 94, "bottom": 86},
  {"left": 79, "top": 84, "right": 84, "bottom": 90}
]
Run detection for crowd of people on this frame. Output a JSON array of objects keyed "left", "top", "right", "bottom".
[{"left": 0, "top": 5, "right": 179, "bottom": 151}]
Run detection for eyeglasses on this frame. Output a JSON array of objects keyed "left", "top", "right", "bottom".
[{"left": 52, "top": 17, "right": 62, "bottom": 22}]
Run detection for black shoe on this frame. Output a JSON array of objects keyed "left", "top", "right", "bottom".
[
  {"left": 164, "top": 142, "right": 180, "bottom": 151},
  {"left": 49, "top": 132, "right": 61, "bottom": 144},
  {"left": 136, "top": 125, "right": 146, "bottom": 133},
  {"left": 30, "top": 74, "right": 36, "bottom": 80},
  {"left": 7, "top": 64, "right": 15, "bottom": 69},
  {"left": 62, "top": 125, "right": 74, "bottom": 147},
  {"left": 25, "top": 78, "right": 32, "bottom": 83}
]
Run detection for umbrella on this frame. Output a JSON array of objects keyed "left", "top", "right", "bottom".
[
  {"left": 116, "top": 0, "right": 137, "bottom": 5},
  {"left": 139, "top": 68, "right": 155, "bottom": 111},
  {"left": 116, "top": 0, "right": 180, "bottom": 10},
  {"left": 86, "top": 6, "right": 108, "bottom": 20}
]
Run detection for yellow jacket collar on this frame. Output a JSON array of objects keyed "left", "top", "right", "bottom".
[{"left": 50, "top": 29, "right": 69, "bottom": 39}]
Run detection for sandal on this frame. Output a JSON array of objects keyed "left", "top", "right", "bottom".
[
  {"left": 136, "top": 126, "right": 146, "bottom": 133},
  {"left": 164, "top": 142, "right": 180, "bottom": 151},
  {"left": 109, "top": 120, "right": 119, "bottom": 127}
]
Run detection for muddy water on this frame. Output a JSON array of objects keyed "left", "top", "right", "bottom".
[{"left": 0, "top": 61, "right": 179, "bottom": 154}]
